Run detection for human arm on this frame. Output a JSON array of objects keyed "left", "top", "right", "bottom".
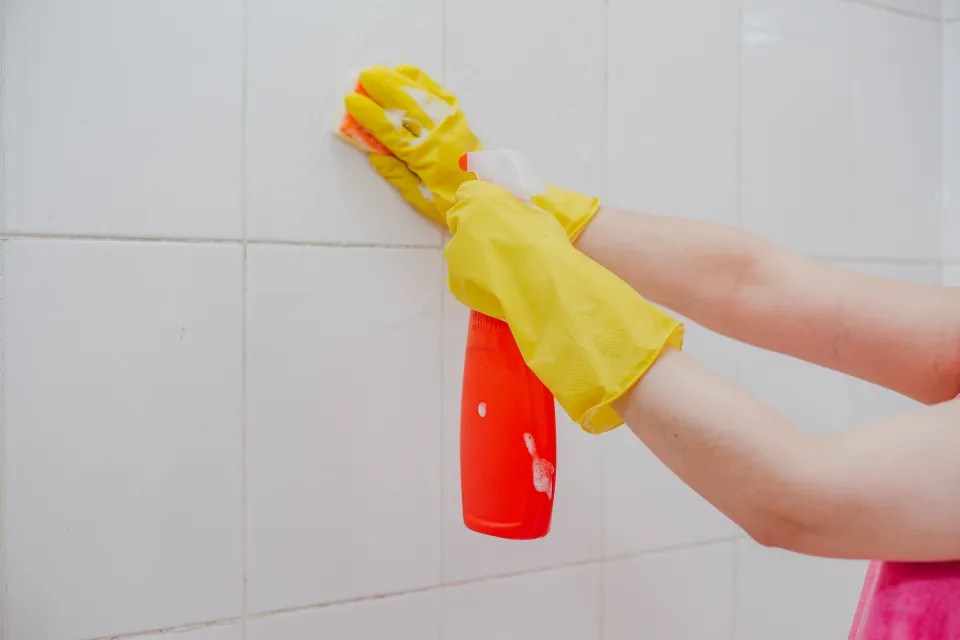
[
  {"left": 444, "top": 181, "right": 960, "bottom": 561},
  {"left": 577, "top": 207, "right": 960, "bottom": 405},
  {"left": 614, "top": 346, "right": 960, "bottom": 560}
]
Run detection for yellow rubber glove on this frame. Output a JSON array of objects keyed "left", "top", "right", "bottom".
[
  {"left": 445, "top": 181, "right": 685, "bottom": 434},
  {"left": 344, "top": 65, "right": 481, "bottom": 222}
]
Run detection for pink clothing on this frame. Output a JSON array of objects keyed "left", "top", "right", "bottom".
[
  {"left": 850, "top": 561, "right": 960, "bottom": 639},
  {"left": 848, "top": 393, "right": 960, "bottom": 639}
]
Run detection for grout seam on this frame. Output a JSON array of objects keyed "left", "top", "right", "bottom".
[
  {"left": 239, "top": 0, "right": 250, "bottom": 636},
  {"left": 0, "top": 0, "right": 7, "bottom": 635},
  {"left": 84, "top": 618, "right": 240, "bottom": 640},
  {"left": 841, "top": 0, "right": 943, "bottom": 21},
  {"left": 0, "top": 232, "right": 441, "bottom": 250},
  {"left": 599, "top": 0, "right": 612, "bottom": 636}
]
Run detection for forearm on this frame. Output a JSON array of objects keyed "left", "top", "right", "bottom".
[
  {"left": 614, "top": 348, "right": 960, "bottom": 560},
  {"left": 579, "top": 207, "right": 960, "bottom": 403}
]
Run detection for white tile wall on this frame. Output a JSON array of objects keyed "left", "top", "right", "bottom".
[
  {"left": 851, "top": 5, "right": 942, "bottom": 260},
  {"left": 4, "top": 240, "right": 243, "bottom": 639},
  {"left": 604, "top": 544, "right": 734, "bottom": 640},
  {"left": 607, "top": 0, "right": 740, "bottom": 223},
  {"left": 245, "top": 0, "right": 443, "bottom": 246},
  {"left": 947, "top": 0, "right": 960, "bottom": 20},
  {"left": 736, "top": 540, "right": 867, "bottom": 640},
  {"left": 445, "top": 0, "right": 606, "bottom": 196},
  {"left": 946, "top": 22, "right": 960, "bottom": 261},
  {"left": 0, "top": 1, "right": 948, "bottom": 639},
  {"left": 4, "top": 0, "right": 244, "bottom": 239},
  {"left": 247, "top": 592, "right": 440, "bottom": 639},
  {"left": 245, "top": 245, "right": 442, "bottom": 612},
  {"left": 442, "top": 565, "right": 601, "bottom": 640},
  {"left": 741, "top": 0, "right": 853, "bottom": 255}
]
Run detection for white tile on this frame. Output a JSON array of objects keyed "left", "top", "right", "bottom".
[
  {"left": 246, "top": 0, "right": 442, "bottom": 245},
  {"left": 603, "top": 322, "right": 739, "bottom": 556},
  {"left": 608, "top": 0, "right": 740, "bottom": 223},
  {"left": 4, "top": 240, "right": 243, "bottom": 639},
  {"left": 741, "top": 1, "right": 854, "bottom": 255},
  {"left": 739, "top": 262, "right": 937, "bottom": 433},
  {"left": 946, "top": 265, "right": 960, "bottom": 285},
  {"left": 445, "top": 0, "right": 606, "bottom": 196},
  {"left": 604, "top": 544, "right": 734, "bottom": 640},
  {"left": 4, "top": 1, "right": 242, "bottom": 239},
  {"left": 441, "top": 292, "right": 603, "bottom": 582},
  {"left": 947, "top": 0, "right": 960, "bottom": 19},
  {"left": 248, "top": 592, "right": 439, "bottom": 639},
  {"left": 442, "top": 565, "right": 601, "bottom": 640},
  {"left": 852, "top": 0, "right": 941, "bottom": 19},
  {"left": 736, "top": 540, "right": 867, "bottom": 640},
  {"left": 945, "top": 23, "right": 960, "bottom": 261},
  {"left": 851, "top": 5, "right": 941, "bottom": 260},
  {"left": 245, "top": 246, "right": 442, "bottom": 612},
  {"left": 138, "top": 625, "right": 242, "bottom": 640}
]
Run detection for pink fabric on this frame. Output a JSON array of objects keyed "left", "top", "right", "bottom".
[
  {"left": 848, "top": 393, "right": 960, "bottom": 639},
  {"left": 849, "top": 561, "right": 960, "bottom": 639}
]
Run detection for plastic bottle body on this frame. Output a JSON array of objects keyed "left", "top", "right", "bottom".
[{"left": 460, "top": 311, "right": 557, "bottom": 540}]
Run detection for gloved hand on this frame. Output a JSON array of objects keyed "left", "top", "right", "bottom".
[
  {"left": 344, "top": 65, "right": 481, "bottom": 222},
  {"left": 445, "top": 180, "right": 684, "bottom": 434}
]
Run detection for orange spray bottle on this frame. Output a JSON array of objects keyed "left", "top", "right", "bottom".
[{"left": 338, "top": 95, "right": 557, "bottom": 540}]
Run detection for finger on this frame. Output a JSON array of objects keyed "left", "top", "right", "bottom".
[
  {"left": 358, "top": 66, "right": 436, "bottom": 129},
  {"left": 344, "top": 92, "right": 415, "bottom": 155},
  {"left": 369, "top": 155, "right": 441, "bottom": 221},
  {"left": 395, "top": 65, "right": 457, "bottom": 105}
]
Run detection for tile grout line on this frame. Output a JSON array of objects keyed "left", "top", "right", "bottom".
[
  {"left": 0, "top": 0, "right": 7, "bottom": 635},
  {"left": 0, "top": 233, "right": 945, "bottom": 266},
  {"left": 439, "top": 4, "right": 448, "bottom": 635},
  {"left": 599, "top": 0, "right": 611, "bottom": 637},
  {"left": 239, "top": 0, "right": 251, "bottom": 636},
  {"left": 732, "top": 0, "right": 743, "bottom": 635},
  {"left": 83, "top": 618, "right": 242, "bottom": 640}
]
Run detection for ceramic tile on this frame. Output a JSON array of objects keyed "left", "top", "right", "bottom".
[
  {"left": 850, "top": 5, "right": 941, "bottom": 260},
  {"left": 608, "top": 0, "right": 740, "bottom": 223},
  {"left": 604, "top": 544, "right": 734, "bottom": 640},
  {"left": 445, "top": 0, "right": 606, "bottom": 196},
  {"left": 245, "top": 245, "right": 442, "bottom": 612},
  {"left": 442, "top": 565, "right": 601, "bottom": 640},
  {"left": 741, "top": 0, "right": 853, "bottom": 255},
  {"left": 945, "top": 23, "right": 960, "bottom": 260},
  {"left": 736, "top": 540, "right": 867, "bottom": 640},
  {"left": 245, "top": 0, "right": 443, "bottom": 245},
  {"left": 3, "top": 240, "right": 243, "bottom": 639},
  {"left": 4, "top": 0, "right": 243, "bottom": 238}
]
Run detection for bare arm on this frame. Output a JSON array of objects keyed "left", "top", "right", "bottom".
[
  {"left": 577, "top": 208, "right": 960, "bottom": 404},
  {"left": 615, "top": 347, "right": 960, "bottom": 560}
]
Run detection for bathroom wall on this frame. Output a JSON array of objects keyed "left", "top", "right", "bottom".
[
  {"left": 0, "top": 1, "right": 946, "bottom": 639},
  {"left": 946, "top": 0, "right": 960, "bottom": 284}
]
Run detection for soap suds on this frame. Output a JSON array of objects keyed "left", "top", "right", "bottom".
[
  {"left": 477, "top": 402, "right": 487, "bottom": 418},
  {"left": 385, "top": 108, "right": 406, "bottom": 129},
  {"left": 417, "top": 183, "right": 434, "bottom": 202},
  {"left": 523, "top": 433, "right": 555, "bottom": 500},
  {"left": 405, "top": 86, "right": 455, "bottom": 124}
]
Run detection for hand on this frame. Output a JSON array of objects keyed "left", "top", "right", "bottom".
[
  {"left": 344, "top": 65, "right": 480, "bottom": 222},
  {"left": 445, "top": 180, "right": 684, "bottom": 434}
]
